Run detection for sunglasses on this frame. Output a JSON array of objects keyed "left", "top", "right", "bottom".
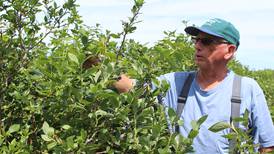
[{"left": 191, "top": 36, "right": 230, "bottom": 46}]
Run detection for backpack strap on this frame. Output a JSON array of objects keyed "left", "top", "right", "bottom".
[
  {"left": 175, "top": 72, "right": 195, "bottom": 133},
  {"left": 229, "top": 74, "right": 242, "bottom": 153}
]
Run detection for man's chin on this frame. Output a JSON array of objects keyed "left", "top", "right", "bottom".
[
  {"left": 195, "top": 60, "right": 203, "bottom": 66},
  {"left": 195, "top": 61, "right": 208, "bottom": 69}
]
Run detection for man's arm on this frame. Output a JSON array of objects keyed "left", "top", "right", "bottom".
[
  {"left": 249, "top": 79, "right": 274, "bottom": 153},
  {"left": 259, "top": 146, "right": 274, "bottom": 153}
]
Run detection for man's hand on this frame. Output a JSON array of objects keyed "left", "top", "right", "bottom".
[{"left": 113, "top": 74, "right": 134, "bottom": 93}]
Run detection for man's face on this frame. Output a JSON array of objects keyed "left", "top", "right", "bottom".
[{"left": 192, "top": 32, "right": 234, "bottom": 69}]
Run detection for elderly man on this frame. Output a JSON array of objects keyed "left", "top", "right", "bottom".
[{"left": 114, "top": 18, "right": 274, "bottom": 153}]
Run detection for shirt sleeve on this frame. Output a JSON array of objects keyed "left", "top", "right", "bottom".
[{"left": 251, "top": 81, "right": 274, "bottom": 148}]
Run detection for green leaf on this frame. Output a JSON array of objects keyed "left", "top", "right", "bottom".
[
  {"left": 208, "top": 121, "right": 231, "bottom": 132},
  {"left": 131, "top": 6, "right": 137, "bottom": 13},
  {"left": 222, "top": 132, "right": 237, "bottom": 140},
  {"left": 177, "top": 119, "right": 184, "bottom": 126},
  {"left": 66, "top": 136, "right": 76, "bottom": 149},
  {"left": 188, "top": 129, "right": 199, "bottom": 138},
  {"left": 232, "top": 117, "right": 245, "bottom": 123},
  {"left": 243, "top": 109, "right": 249, "bottom": 119},
  {"left": 191, "top": 121, "right": 198, "bottom": 130},
  {"left": 94, "top": 70, "right": 101, "bottom": 82},
  {"left": 158, "top": 147, "right": 171, "bottom": 154},
  {"left": 128, "top": 26, "right": 137, "bottom": 33},
  {"left": 41, "top": 135, "right": 53, "bottom": 142},
  {"left": 81, "top": 35, "right": 88, "bottom": 46},
  {"left": 44, "top": 16, "right": 48, "bottom": 22},
  {"left": 8, "top": 124, "right": 20, "bottom": 134},
  {"left": 110, "top": 33, "right": 120, "bottom": 38},
  {"left": 135, "top": 0, "right": 144, "bottom": 7},
  {"left": 62, "top": 125, "right": 71, "bottom": 130},
  {"left": 197, "top": 115, "right": 208, "bottom": 127},
  {"left": 95, "top": 109, "right": 112, "bottom": 117},
  {"left": 168, "top": 108, "right": 176, "bottom": 119},
  {"left": 53, "top": 2, "right": 57, "bottom": 8},
  {"left": 68, "top": 53, "right": 79, "bottom": 64},
  {"left": 42, "top": 121, "right": 55, "bottom": 136},
  {"left": 47, "top": 142, "right": 57, "bottom": 150},
  {"left": 152, "top": 124, "right": 161, "bottom": 137}
]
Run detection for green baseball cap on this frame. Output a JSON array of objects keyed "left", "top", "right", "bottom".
[{"left": 185, "top": 18, "right": 240, "bottom": 47}]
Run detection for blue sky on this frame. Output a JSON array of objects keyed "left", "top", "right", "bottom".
[{"left": 75, "top": 0, "right": 274, "bottom": 70}]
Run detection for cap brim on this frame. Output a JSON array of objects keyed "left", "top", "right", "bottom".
[
  {"left": 184, "top": 26, "right": 200, "bottom": 36},
  {"left": 184, "top": 26, "right": 223, "bottom": 38}
]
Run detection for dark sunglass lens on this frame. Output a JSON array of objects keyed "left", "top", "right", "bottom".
[
  {"left": 191, "top": 37, "right": 214, "bottom": 46},
  {"left": 200, "top": 38, "right": 213, "bottom": 45},
  {"left": 191, "top": 36, "right": 230, "bottom": 46}
]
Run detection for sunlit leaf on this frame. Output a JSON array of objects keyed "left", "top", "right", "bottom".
[
  {"left": 42, "top": 122, "right": 55, "bottom": 136},
  {"left": 8, "top": 124, "right": 20, "bottom": 134},
  {"left": 68, "top": 53, "right": 79, "bottom": 64},
  {"left": 209, "top": 122, "right": 231, "bottom": 133}
]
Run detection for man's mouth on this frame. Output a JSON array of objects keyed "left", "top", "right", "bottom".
[{"left": 195, "top": 54, "right": 203, "bottom": 59}]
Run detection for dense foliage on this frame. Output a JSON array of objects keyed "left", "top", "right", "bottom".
[{"left": 1, "top": 0, "right": 273, "bottom": 153}]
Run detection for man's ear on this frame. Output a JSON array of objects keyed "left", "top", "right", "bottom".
[{"left": 224, "top": 45, "right": 237, "bottom": 60}]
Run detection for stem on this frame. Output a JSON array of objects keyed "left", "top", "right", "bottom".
[
  {"left": 231, "top": 121, "right": 239, "bottom": 134},
  {"left": 0, "top": 92, "right": 4, "bottom": 134},
  {"left": 133, "top": 114, "right": 138, "bottom": 146},
  {"left": 167, "top": 132, "right": 173, "bottom": 148},
  {"left": 115, "top": 5, "right": 142, "bottom": 64},
  {"left": 28, "top": 10, "right": 69, "bottom": 51}
]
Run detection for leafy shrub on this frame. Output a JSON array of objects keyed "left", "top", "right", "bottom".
[{"left": 0, "top": 0, "right": 273, "bottom": 153}]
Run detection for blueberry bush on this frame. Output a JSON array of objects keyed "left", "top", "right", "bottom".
[{"left": 1, "top": 0, "right": 273, "bottom": 153}]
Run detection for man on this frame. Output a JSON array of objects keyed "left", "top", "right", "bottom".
[{"left": 114, "top": 18, "right": 274, "bottom": 153}]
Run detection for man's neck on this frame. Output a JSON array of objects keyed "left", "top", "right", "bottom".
[{"left": 196, "top": 67, "right": 228, "bottom": 91}]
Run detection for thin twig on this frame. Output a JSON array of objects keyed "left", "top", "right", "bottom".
[{"left": 116, "top": 6, "right": 142, "bottom": 64}]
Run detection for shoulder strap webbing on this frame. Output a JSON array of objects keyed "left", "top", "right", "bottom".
[
  {"left": 175, "top": 72, "right": 195, "bottom": 133},
  {"left": 229, "top": 74, "right": 242, "bottom": 153},
  {"left": 230, "top": 74, "right": 242, "bottom": 127}
]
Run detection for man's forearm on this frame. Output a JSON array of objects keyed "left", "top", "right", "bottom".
[{"left": 260, "top": 146, "right": 274, "bottom": 153}]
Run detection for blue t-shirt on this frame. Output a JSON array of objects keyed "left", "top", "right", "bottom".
[{"left": 156, "top": 70, "right": 274, "bottom": 153}]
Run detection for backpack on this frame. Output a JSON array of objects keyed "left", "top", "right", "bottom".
[{"left": 175, "top": 72, "right": 242, "bottom": 152}]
